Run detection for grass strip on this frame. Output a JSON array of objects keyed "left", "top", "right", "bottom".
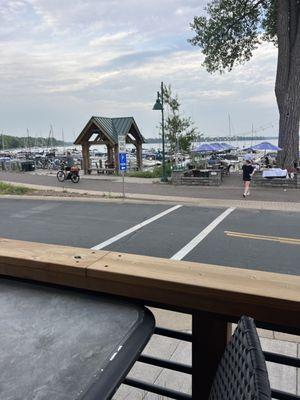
[{"left": 0, "top": 181, "right": 33, "bottom": 195}]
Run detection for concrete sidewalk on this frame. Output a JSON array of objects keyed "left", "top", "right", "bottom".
[{"left": 1, "top": 171, "right": 300, "bottom": 205}]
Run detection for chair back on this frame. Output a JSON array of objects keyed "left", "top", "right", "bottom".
[{"left": 209, "top": 316, "right": 271, "bottom": 400}]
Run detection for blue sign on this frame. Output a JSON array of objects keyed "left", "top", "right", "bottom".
[{"left": 119, "top": 152, "right": 127, "bottom": 171}]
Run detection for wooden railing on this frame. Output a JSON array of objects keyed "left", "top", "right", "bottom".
[{"left": 0, "top": 237, "right": 300, "bottom": 399}]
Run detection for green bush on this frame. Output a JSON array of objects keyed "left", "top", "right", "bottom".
[
  {"left": 127, "top": 164, "right": 172, "bottom": 179},
  {"left": 0, "top": 181, "right": 33, "bottom": 195}
]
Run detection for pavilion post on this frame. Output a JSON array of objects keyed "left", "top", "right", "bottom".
[
  {"left": 114, "top": 144, "right": 119, "bottom": 173},
  {"left": 82, "top": 142, "right": 90, "bottom": 174},
  {"left": 106, "top": 144, "right": 114, "bottom": 164},
  {"left": 136, "top": 142, "right": 143, "bottom": 171}
]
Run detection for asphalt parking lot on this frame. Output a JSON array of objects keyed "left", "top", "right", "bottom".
[{"left": 1, "top": 198, "right": 299, "bottom": 276}]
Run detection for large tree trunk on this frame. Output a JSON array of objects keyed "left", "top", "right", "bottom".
[{"left": 275, "top": 1, "right": 300, "bottom": 169}]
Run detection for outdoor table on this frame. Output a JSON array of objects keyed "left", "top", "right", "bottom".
[
  {"left": 0, "top": 277, "right": 155, "bottom": 400},
  {"left": 262, "top": 168, "right": 287, "bottom": 178}
]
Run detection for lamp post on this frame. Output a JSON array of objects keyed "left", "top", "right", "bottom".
[{"left": 152, "top": 81, "right": 167, "bottom": 182}]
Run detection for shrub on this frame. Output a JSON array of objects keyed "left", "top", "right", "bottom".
[{"left": 127, "top": 164, "right": 172, "bottom": 179}]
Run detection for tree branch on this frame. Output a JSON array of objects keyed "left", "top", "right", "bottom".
[{"left": 225, "top": 0, "right": 266, "bottom": 37}]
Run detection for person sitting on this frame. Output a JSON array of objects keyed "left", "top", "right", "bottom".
[
  {"left": 65, "top": 152, "right": 74, "bottom": 171},
  {"left": 264, "top": 155, "right": 270, "bottom": 168}
]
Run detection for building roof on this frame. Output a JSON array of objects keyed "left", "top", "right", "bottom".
[{"left": 74, "top": 116, "right": 145, "bottom": 145}]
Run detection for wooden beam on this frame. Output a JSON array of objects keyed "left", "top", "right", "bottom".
[
  {"left": 107, "top": 144, "right": 114, "bottom": 163},
  {"left": 114, "top": 144, "right": 119, "bottom": 173},
  {"left": 88, "top": 141, "right": 110, "bottom": 145},
  {"left": 136, "top": 142, "right": 142, "bottom": 170},
  {"left": 126, "top": 135, "right": 137, "bottom": 146},
  {"left": 0, "top": 238, "right": 299, "bottom": 331},
  {"left": 82, "top": 142, "right": 90, "bottom": 174}
]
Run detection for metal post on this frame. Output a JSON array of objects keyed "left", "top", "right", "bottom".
[
  {"left": 122, "top": 170, "right": 125, "bottom": 199},
  {"left": 192, "top": 311, "right": 231, "bottom": 399},
  {"left": 161, "top": 81, "right": 167, "bottom": 182}
]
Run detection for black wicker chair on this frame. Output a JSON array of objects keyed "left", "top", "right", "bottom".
[{"left": 209, "top": 316, "right": 271, "bottom": 400}]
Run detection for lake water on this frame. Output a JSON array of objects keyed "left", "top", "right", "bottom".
[
  {"left": 89, "top": 138, "right": 281, "bottom": 153},
  {"left": 4, "top": 138, "right": 284, "bottom": 154}
]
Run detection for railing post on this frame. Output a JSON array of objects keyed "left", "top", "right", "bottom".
[{"left": 192, "top": 311, "right": 231, "bottom": 399}]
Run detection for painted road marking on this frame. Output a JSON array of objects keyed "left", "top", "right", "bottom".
[
  {"left": 91, "top": 205, "right": 182, "bottom": 250},
  {"left": 170, "top": 207, "right": 235, "bottom": 260},
  {"left": 12, "top": 203, "right": 59, "bottom": 218},
  {"left": 225, "top": 230, "right": 300, "bottom": 246}
]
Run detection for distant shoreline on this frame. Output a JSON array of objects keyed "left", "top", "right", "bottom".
[{"left": 145, "top": 136, "right": 278, "bottom": 143}]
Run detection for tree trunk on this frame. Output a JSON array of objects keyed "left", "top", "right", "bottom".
[
  {"left": 275, "top": 2, "right": 300, "bottom": 168},
  {"left": 276, "top": 46, "right": 300, "bottom": 168},
  {"left": 278, "top": 105, "right": 300, "bottom": 168}
]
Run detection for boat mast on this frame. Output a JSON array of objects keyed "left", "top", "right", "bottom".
[
  {"left": 228, "top": 114, "right": 231, "bottom": 144},
  {"left": 27, "top": 128, "right": 31, "bottom": 153},
  {"left": 62, "top": 128, "right": 65, "bottom": 151},
  {"left": 1, "top": 131, "right": 4, "bottom": 151}
]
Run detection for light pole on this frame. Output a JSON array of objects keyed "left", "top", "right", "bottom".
[{"left": 152, "top": 81, "right": 167, "bottom": 182}]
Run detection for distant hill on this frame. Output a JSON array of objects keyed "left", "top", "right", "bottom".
[{"left": 0, "top": 134, "right": 67, "bottom": 150}]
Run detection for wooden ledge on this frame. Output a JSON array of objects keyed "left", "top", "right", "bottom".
[{"left": 0, "top": 237, "right": 299, "bottom": 330}]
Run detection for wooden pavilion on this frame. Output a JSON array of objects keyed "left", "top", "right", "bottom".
[{"left": 74, "top": 116, "right": 145, "bottom": 174}]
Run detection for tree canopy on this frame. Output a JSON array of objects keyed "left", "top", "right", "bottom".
[
  {"left": 0, "top": 134, "right": 65, "bottom": 151},
  {"left": 189, "top": 0, "right": 300, "bottom": 168},
  {"left": 189, "top": 0, "right": 278, "bottom": 73}
]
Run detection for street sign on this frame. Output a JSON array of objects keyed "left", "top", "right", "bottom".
[
  {"left": 118, "top": 135, "right": 126, "bottom": 153},
  {"left": 119, "top": 152, "right": 127, "bottom": 171}
]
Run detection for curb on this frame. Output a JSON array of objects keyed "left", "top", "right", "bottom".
[{"left": 2, "top": 180, "right": 300, "bottom": 212}]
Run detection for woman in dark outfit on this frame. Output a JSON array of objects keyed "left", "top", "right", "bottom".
[{"left": 242, "top": 160, "right": 255, "bottom": 198}]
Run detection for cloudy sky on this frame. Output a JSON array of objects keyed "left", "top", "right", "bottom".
[{"left": 0, "top": 0, "right": 278, "bottom": 141}]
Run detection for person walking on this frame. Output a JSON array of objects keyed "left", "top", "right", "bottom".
[{"left": 242, "top": 159, "right": 255, "bottom": 198}]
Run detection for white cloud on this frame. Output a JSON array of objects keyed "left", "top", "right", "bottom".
[
  {"left": 0, "top": 0, "right": 279, "bottom": 139},
  {"left": 246, "top": 92, "right": 276, "bottom": 107},
  {"left": 89, "top": 31, "right": 136, "bottom": 47}
]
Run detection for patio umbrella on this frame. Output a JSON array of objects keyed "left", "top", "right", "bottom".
[
  {"left": 250, "top": 142, "right": 282, "bottom": 151},
  {"left": 194, "top": 143, "right": 218, "bottom": 152},
  {"left": 210, "top": 143, "right": 225, "bottom": 151},
  {"left": 220, "top": 142, "right": 235, "bottom": 150}
]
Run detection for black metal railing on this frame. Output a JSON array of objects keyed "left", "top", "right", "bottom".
[{"left": 124, "top": 318, "right": 300, "bottom": 400}]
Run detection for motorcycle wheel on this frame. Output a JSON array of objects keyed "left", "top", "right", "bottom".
[
  {"left": 57, "top": 170, "right": 65, "bottom": 182},
  {"left": 70, "top": 173, "right": 80, "bottom": 183}
]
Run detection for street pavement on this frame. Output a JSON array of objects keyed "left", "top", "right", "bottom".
[{"left": 1, "top": 198, "right": 300, "bottom": 275}]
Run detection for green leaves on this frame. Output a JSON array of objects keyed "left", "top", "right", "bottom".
[
  {"left": 162, "top": 84, "right": 198, "bottom": 153},
  {"left": 189, "top": 0, "right": 275, "bottom": 72}
]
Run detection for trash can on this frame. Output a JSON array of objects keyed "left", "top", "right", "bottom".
[{"left": 20, "top": 160, "right": 35, "bottom": 172}]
